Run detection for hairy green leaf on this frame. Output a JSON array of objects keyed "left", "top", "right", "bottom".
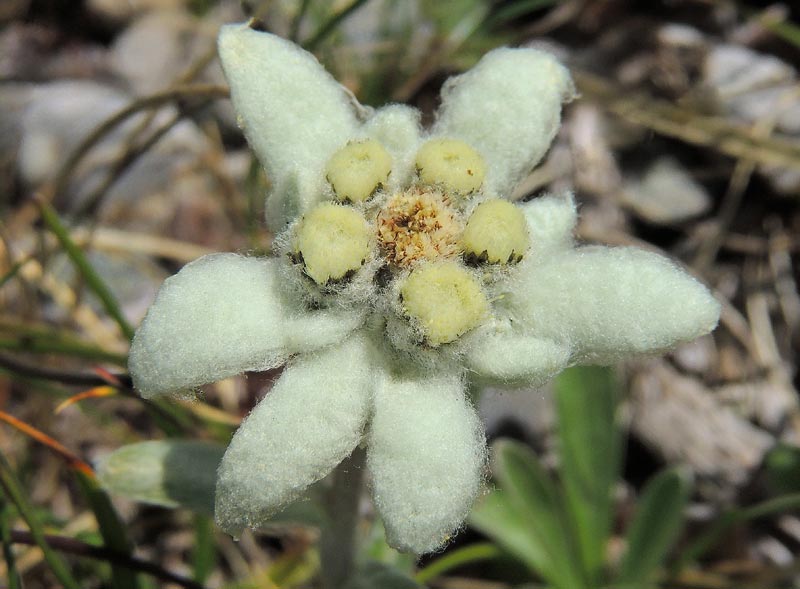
[
  {"left": 617, "top": 468, "right": 691, "bottom": 586},
  {"left": 555, "top": 366, "right": 621, "bottom": 583}
]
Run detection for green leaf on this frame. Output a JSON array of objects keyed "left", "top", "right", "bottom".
[
  {"left": 470, "top": 490, "right": 550, "bottom": 574},
  {"left": 192, "top": 514, "right": 216, "bottom": 584},
  {"left": 492, "top": 440, "right": 587, "bottom": 589},
  {"left": 97, "top": 440, "right": 225, "bottom": 514},
  {"left": 364, "top": 519, "right": 417, "bottom": 574},
  {"left": 343, "top": 561, "right": 422, "bottom": 589},
  {"left": 555, "top": 366, "right": 621, "bottom": 583},
  {"left": 0, "top": 453, "right": 82, "bottom": 589},
  {"left": 98, "top": 440, "right": 327, "bottom": 527},
  {"left": 617, "top": 468, "right": 691, "bottom": 587},
  {"left": 38, "top": 201, "right": 134, "bottom": 340},
  {"left": 415, "top": 542, "right": 502, "bottom": 585}
]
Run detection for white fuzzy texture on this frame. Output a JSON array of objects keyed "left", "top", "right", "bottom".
[
  {"left": 462, "top": 322, "right": 571, "bottom": 387},
  {"left": 509, "top": 247, "right": 721, "bottom": 364},
  {"left": 360, "top": 104, "right": 421, "bottom": 192},
  {"left": 367, "top": 371, "right": 486, "bottom": 554},
  {"left": 131, "top": 28, "right": 724, "bottom": 556},
  {"left": 217, "top": 25, "right": 358, "bottom": 230},
  {"left": 215, "top": 336, "right": 374, "bottom": 535},
  {"left": 433, "top": 48, "right": 575, "bottom": 197},
  {"left": 128, "top": 254, "right": 363, "bottom": 397},
  {"left": 519, "top": 193, "right": 577, "bottom": 256}
]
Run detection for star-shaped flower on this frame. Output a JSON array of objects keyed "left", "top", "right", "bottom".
[{"left": 128, "top": 24, "right": 721, "bottom": 554}]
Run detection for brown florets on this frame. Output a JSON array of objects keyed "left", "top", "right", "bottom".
[{"left": 376, "top": 188, "right": 463, "bottom": 267}]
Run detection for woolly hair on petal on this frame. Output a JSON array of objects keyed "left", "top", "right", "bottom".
[
  {"left": 215, "top": 335, "right": 375, "bottom": 536},
  {"left": 218, "top": 24, "right": 359, "bottom": 230},
  {"left": 460, "top": 322, "right": 571, "bottom": 388},
  {"left": 128, "top": 254, "right": 362, "bottom": 398},
  {"left": 367, "top": 371, "right": 486, "bottom": 553},
  {"left": 360, "top": 104, "right": 422, "bottom": 192},
  {"left": 508, "top": 247, "right": 721, "bottom": 364},
  {"left": 433, "top": 47, "right": 575, "bottom": 197},
  {"left": 518, "top": 192, "right": 577, "bottom": 256}
]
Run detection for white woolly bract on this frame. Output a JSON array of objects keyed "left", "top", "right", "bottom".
[
  {"left": 128, "top": 254, "right": 363, "bottom": 397},
  {"left": 359, "top": 104, "right": 422, "bottom": 193},
  {"left": 432, "top": 48, "right": 575, "bottom": 197},
  {"left": 214, "top": 336, "right": 374, "bottom": 535},
  {"left": 508, "top": 246, "right": 722, "bottom": 364},
  {"left": 461, "top": 321, "right": 571, "bottom": 387},
  {"left": 519, "top": 192, "right": 577, "bottom": 256},
  {"left": 217, "top": 25, "right": 358, "bottom": 230},
  {"left": 367, "top": 370, "right": 486, "bottom": 554}
]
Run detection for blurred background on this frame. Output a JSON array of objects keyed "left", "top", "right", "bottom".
[{"left": 1, "top": 0, "right": 800, "bottom": 588}]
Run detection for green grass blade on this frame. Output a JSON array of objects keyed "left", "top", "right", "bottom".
[
  {"left": 0, "top": 335, "right": 128, "bottom": 365},
  {"left": 0, "top": 258, "right": 32, "bottom": 290},
  {"left": 303, "top": 0, "right": 371, "bottom": 51},
  {"left": 492, "top": 439, "right": 587, "bottom": 589},
  {"left": 617, "top": 468, "right": 691, "bottom": 587},
  {"left": 1, "top": 496, "right": 22, "bottom": 589},
  {"left": 38, "top": 201, "right": 135, "bottom": 341},
  {"left": 555, "top": 366, "right": 621, "bottom": 584},
  {"left": 192, "top": 514, "right": 216, "bottom": 584},
  {"left": 483, "top": 0, "right": 558, "bottom": 29},
  {"left": 415, "top": 542, "right": 502, "bottom": 585},
  {"left": 0, "top": 453, "right": 82, "bottom": 589},
  {"left": 76, "top": 471, "right": 141, "bottom": 589},
  {"left": 675, "top": 493, "right": 800, "bottom": 571},
  {"left": 290, "top": 0, "right": 314, "bottom": 41}
]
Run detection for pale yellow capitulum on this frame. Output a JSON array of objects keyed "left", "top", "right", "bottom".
[
  {"left": 400, "top": 262, "right": 489, "bottom": 346},
  {"left": 416, "top": 138, "right": 486, "bottom": 195},
  {"left": 461, "top": 199, "right": 530, "bottom": 264},
  {"left": 293, "top": 202, "right": 372, "bottom": 284},
  {"left": 325, "top": 139, "right": 392, "bottom": 203}
]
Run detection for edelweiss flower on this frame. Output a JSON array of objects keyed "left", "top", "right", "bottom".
[{"left": 129, "top": 24, "right": 721, "bottom": 554}]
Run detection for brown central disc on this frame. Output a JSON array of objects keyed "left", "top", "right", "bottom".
[{"left": 376, "top": 187, "right": 463, "bottom": 267}]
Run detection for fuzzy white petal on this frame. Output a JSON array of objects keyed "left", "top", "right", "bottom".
[
  {"left": 218, "top": 25, "right": 359, "bottom": 229},
  {"left": 462, "top": 322, "right": 571, "bottom": 387},
  {"left": 432, "top": 47, "right": 575, "bottom": 196},
  {"left": 519, "top": 192, "right": 577, "bottom": 256},
  {"left": 360, "top": 104, "right": 421, "bottom": 191},
  {"left": 215, "top": 335, "right": 374, "bottom": 535},
  {"left": 509, "top": 247, "right": 721, "bottom": 364},
  {"left": 367, "top": 370, "right": 486, "bottom": 553},
  {"left": 129, "top": 254, "right": 363, "bottom": 397}
]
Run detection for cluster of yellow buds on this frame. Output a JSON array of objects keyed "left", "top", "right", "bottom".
[{"left": 292, "top": 137, "right": 531, "bottom": 346}]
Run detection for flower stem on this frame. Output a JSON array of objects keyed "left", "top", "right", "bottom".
[{"left": 320, "top": 446, "right": 366, "bottom": 589}]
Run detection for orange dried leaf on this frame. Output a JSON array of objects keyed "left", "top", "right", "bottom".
[
  {"left": 0, "top": 410, "right": 94, "bottom": 478},
  {"left": 55, "top": 386, "right": 117, "bottom": 414}
]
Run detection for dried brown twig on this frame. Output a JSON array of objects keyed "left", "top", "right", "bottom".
[
  {"left": 575, "top": 71, "right": 800, "bottom": 172},
  {"left": 8, "top": 530, "right": 207, "bottom": 589}
]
